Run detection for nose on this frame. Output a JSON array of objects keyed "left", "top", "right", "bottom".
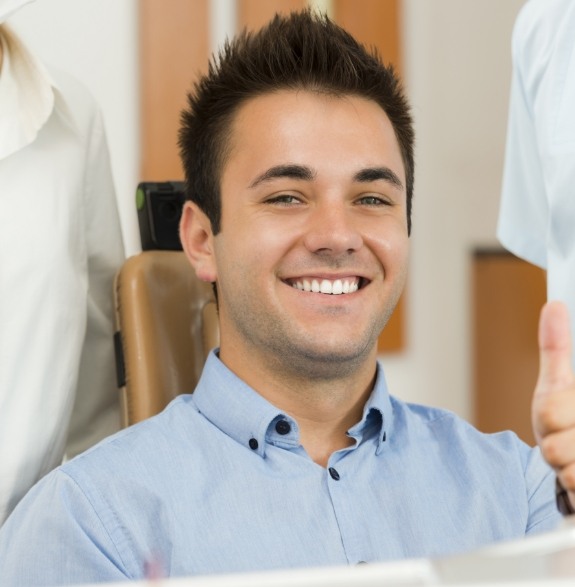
[{"left": 302, "top": 203, "right": 363, "bottom": 256}]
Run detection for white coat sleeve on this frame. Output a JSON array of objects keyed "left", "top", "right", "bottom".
[{"left": 497, "top": 4, "right": 548, "bottom": 269}]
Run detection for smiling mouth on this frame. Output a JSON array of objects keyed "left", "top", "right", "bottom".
[{"left": 286, "top": 277, "right": 365, "bottom": 295}]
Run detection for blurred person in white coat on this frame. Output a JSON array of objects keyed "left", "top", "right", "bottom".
[
  {"left": 498, "top": 0, "right": 575, "bottom": 516},
  {"left": 498, "top": 0, "right": 575, "bottom": 365},
  {"left": 0, "top": 0, "right": 125, "bottom": 524}
]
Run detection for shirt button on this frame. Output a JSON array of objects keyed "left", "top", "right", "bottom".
[
  {"left": 328, "top": 467, "right": 340, "bottom": 481},
  {"left": 275, "top": 419, "right": 291, "bottom": 435},
  {"left": 249, "top": 438, "right": 258, "bottom": 450}
]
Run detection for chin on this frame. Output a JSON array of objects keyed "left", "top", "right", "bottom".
[{"left": 275, "top": 339, "right": 375, "bottom": 380}]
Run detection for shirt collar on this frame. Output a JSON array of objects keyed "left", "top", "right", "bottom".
[
  {"left": 192, "top": 351, "right": 393, "bottom": 458},
  {"left": 0, "top": 0, "right": 35, "bottom": 24},
  {"left": 0, "top": 25, "right": 57, "bottom": 159},
  {"left": 348, "top": 361, "right": 393, "bottom": 455}
]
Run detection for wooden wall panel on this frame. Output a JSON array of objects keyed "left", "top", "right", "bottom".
[
  {"left": 139, "top": 0, "right": 209, "bottom": 180},
  {"left": 238, "top": 0, "right": 307, "bottom": 30},
  {"left": 333, "top": 0, "right": 401, "bottom": 73},
  {"left": 473, "top": 250, "right": 546, "bottom": 445}
]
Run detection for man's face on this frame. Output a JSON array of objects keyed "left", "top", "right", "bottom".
[{"left": 184, "top": 90, "right": 409, "bottom": 381}]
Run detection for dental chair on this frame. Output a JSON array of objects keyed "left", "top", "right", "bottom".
[{"left": 113, "top": 251, "right": 219, "bottom": 427}]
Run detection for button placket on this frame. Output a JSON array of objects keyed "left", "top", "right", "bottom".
[{"left": 324, "top": 458, "right": 368, "bottom": 565}]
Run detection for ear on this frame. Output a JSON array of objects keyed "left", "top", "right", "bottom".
[{"left": 179, "top": 201, "right": 217, "bottom": 282}]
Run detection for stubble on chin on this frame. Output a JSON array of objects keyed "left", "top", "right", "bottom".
[{"left": 238, "top": 308, "right": 389, "bottom": 384}]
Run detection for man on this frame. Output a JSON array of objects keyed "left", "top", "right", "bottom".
[
  {"left": 0, "top": 10, "right": 572, "bottom": 585},
  {"left": 498, "top": 0, "right": 575, "bottom": 516},
  {"left": 0, "top": 0, "right": 124, "bottom": 524}
]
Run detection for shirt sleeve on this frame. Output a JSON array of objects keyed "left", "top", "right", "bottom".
[
  {"left": 0, "top": 470, "right": 131, "bottom": 586},
  {"left": 497, "top": 3, "right": 549, "bottom": 269},
  {"left": 524, "top": 446, "right": 563, "bottom": 533}
]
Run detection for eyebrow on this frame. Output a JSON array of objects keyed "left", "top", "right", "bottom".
[
  {"left": 353, "top": 167, "right": 404, "bottom": 191},
  {"left": 249, "top": 165, "right": 315, "bottom": 188},
  {"left": 248, "top": 164, "right": 404, "bottom": 191}
]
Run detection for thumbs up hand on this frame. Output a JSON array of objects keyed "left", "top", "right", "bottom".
[{"left": 533, "top": 301, "right": 575, "bottom": 511}]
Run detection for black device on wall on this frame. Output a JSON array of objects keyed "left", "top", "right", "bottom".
[{"left": 136, "top": 181, "right": 185, "bottom": 251}]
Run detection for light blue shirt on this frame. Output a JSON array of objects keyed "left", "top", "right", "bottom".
[{"left": 0, "top": 352, "right": 561, "bottom": 586}]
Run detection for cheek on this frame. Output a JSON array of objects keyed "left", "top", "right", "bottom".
[
  {"left": 370, "top": 221, "right": 410, "bottom": 269},
  {"left": 235, "top": 217, "right": 298, "bottom": 262},
  {"left": 213, "top": 227, "right": 275, "bottom": 285}
]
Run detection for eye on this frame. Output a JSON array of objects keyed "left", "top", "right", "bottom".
[
  {"left": 265, "top": 194, "right": 303, "bottom": 206},
  {"left": 356, "top": 194, "right": 391, "bottom": 206}
]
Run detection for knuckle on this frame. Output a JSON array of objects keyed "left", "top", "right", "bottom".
[
  {"left": 535, "top": 394, "right": 563, "bottom": 432},
  {"left": 540, "top": 435, "right": 562, "bottom": 467}
]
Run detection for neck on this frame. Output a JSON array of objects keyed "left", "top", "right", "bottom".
[
  {"left": 220, "top": 342, "right": 378, "bottom": 467},
  {"left": 288, "top": 380, "right": 375, "bottom": 467}
]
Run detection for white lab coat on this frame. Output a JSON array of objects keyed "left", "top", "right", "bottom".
[
  {"left": 498, "top": 0, "right": 575, "bottom": 367},
  {"left": 0, "top": 23, "right": 125, "bottom": 523}
]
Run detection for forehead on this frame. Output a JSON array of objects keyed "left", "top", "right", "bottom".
[{"left": 223, "top": 90, "right": 405, "bottom": 184}]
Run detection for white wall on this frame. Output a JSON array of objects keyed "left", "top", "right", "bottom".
[{"left": 7, "top": 0, "right": 527, "bottom": 420}]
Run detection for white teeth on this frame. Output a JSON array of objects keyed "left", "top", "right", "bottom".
[{"left": 292, "top": 278, "right": 360, "bottom": 295}]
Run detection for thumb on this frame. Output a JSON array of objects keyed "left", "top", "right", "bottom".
[{"left": 536, "top": 301, "right": 574, "bottom": 395}]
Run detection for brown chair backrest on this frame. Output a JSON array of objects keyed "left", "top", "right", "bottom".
[{"left": 113, "top": 251, "right": 219, "bottom": 427}]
